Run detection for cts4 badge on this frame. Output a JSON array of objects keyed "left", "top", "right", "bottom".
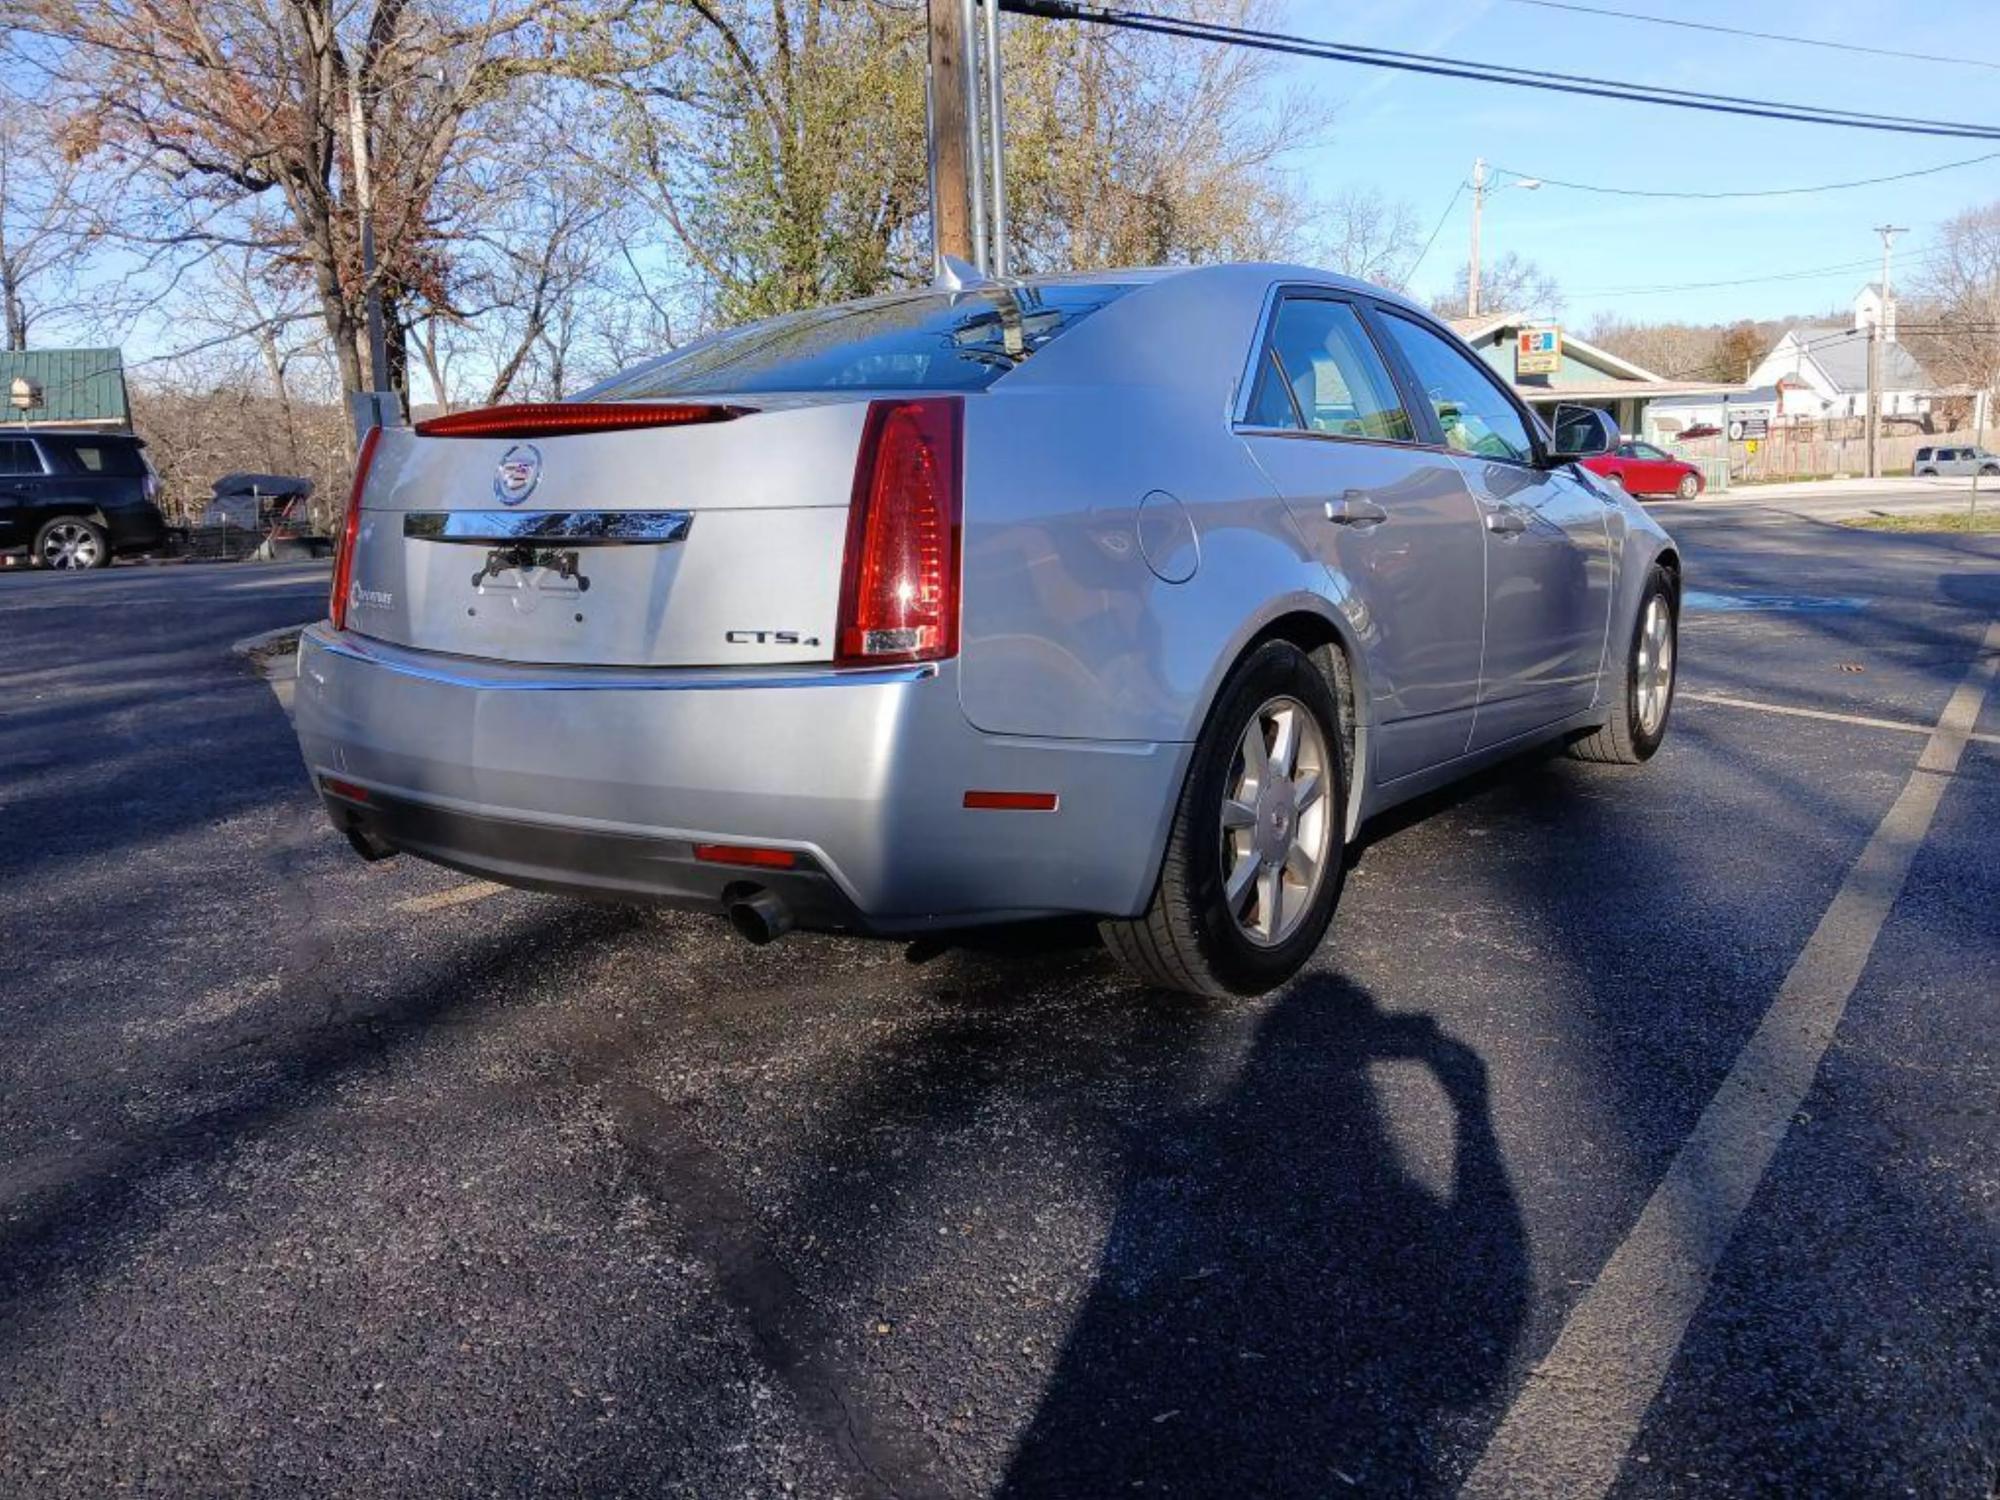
[{"left": 493, "top": 443, "right": 542, "bottom": 505}]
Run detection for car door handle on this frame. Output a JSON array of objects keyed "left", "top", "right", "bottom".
[
  {"left": 1484, "top": 507, "right": 1528, "bottom": 536},
  {"left": 1323, "top": 494, "right": 1388, "bottom": 527}
]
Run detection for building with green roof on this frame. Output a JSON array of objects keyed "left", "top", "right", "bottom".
[{"left": 0, "top": 348, "right": 131, "bottom": 430}]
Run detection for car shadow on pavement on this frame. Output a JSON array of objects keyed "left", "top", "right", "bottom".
[{"left": 996, "top": 978, "right": 1528, "bottom": 1497}]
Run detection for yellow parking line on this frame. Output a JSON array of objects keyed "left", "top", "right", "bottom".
[
  {"left": 394, "top": 881, "right": 506, "bottom": 913},
  {"left": 1464, "top": 619, "right": 2000, "bottom": 1500}
]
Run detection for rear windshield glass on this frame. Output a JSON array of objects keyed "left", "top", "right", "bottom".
[
  {"left": 54, "top": 439, "right": 146, "bottom": 476},
  {"left": 584, "top": 283, "right": 1134, "bottom": 399}
]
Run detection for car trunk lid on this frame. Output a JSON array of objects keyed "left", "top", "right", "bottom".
[{"left": 341, "top": 397, "right": 869, "bottom": 668}]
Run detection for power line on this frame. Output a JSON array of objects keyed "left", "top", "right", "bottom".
[
  {"left": 1573, "top": 249, "right": 1948, "bottom": 299},
  {"left": 1402, "top": 181, "right": 1465, "bottom": 283},
  {"left": 1498, "top": 0, "right": 2000, "bottom": 73},
  {"left": 1489, "top": 151, "right": 2000, "bottom": 201},
  {"left": 997, "top": 0, "right": 2000, "bottom": 139}
]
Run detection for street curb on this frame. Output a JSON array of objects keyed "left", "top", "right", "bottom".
[{"left": 229, "top": 623, "right": 312, "bottom": 659}]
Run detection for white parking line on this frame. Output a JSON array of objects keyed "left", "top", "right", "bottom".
[
  {"left": 1679, "top": 689, "right": 2000, "bottom": 747},
  {"left": 394, "top": 881, "right": 506, "bottom": 913},
  {"left": 1462, "top": 618, "right": 2000, "bottom": 1500}
]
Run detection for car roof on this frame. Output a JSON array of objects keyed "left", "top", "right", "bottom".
[
  {"left": 979, "top": 261, "right": 1465, "bottom": 409},
  {"left": 1001, "top": 261, "right": 1436, "bottom": 320},
  {"left": 5, "top": 426, "right": 143, "bottom": 442}
]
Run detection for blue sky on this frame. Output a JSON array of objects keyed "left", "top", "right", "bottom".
[{"left": 1274, "top": 0, "right": 2000, "bottom": 327}]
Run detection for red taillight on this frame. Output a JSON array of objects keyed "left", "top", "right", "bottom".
[
  {"left": 836, "top": 398, "right": 963, "bottom": 666},
  {"left": 321, "top": 776, "right": 371, "bottom": 804},
  {"left": 330, "top": 423, "right": 383, "bottom": 632},
  {"left": 414, "top": 402, "right": 753, "bottom": 438},
  {"left": 693, "top": 843, "right": 798, "bottom": 870},
  {"left": 963, "top": 790, "right": 1060, "bottom": 812}
]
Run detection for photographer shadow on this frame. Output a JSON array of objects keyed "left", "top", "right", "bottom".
[{"left": 1000, "top": 976, "right": 1529, "bottom": 1497}]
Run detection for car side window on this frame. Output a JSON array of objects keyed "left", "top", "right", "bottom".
[
  {"left": 1633, "top": 442, "right": 1667, "bottom": 460},
  {"left": 1245, "top": 297, "right": 1414, "bottom": 443},
  {"left": 0, "top": 439, "right": 42, "bottom": 476},
  {"left": 1377, "top": 313, "right": 1536, "bottom": 463}
]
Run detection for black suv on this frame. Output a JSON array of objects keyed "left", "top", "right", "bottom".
[{"left": 0, "top": 429, "right": 167, "bottom": 569}]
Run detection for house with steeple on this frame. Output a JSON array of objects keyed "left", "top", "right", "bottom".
[{"left": 1747, "top": 284, "right": 1944, "bottom": 428}]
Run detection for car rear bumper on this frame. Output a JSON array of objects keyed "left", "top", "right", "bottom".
[
  {"left": 292, "top": 627, "right": 1187, "bottom": 932},
  {"left": 105, "top": 503, "right": 169, "bottom": 554}
]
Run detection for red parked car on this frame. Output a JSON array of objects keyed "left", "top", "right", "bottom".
[{"left": 1583, "top": 441, "right": 1705, "bottom": 499}]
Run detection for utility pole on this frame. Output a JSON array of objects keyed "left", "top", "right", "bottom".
[
  {"left": 346, "top": 74, "right": 390, "bottom": 399},
  {"left": 1464, "top": 159, "right": 1538, "bottom": 318},
  {"left": 1865, "top": 320, "right": 1881, "bottom": 479},
  {"left": 1866, "top": 223, "right": 1906, "bottom": 480},
  {"left": 927, "top": 0, "right": 976, "bottom": 269},
  {"left": 1973, "top": 385, "right": 1987, "bottom": 524},
  {"left": 1467, "top": 157, "right": 1485, "bottom": 318},
  {"left": 981, "top": 0, "right": 1010, "bottom": 278}
]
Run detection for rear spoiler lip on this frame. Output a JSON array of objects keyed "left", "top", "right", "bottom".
[{"left": 413, "top": 402, "right": 757, "bottom": 439}]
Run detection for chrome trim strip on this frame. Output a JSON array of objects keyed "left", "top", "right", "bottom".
[
  {"left": 403, "top": 510, "right": 694, "bottom": 545},
  {"left": 308, "top": 630, "right": 937, "bottom": 693}
]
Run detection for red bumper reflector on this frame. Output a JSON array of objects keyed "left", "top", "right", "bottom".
[
  {"left": 963, "top": 791, "right": 1060, "bottom": 812},
  {"left": 322, "top": 777, "right": 371, "bottom": 804},
  {"left": 414, "top": 402, "right": 753, "bottom": 439},
  {"left": 693, "top": 843, "right": 798, "bottom": 870}
]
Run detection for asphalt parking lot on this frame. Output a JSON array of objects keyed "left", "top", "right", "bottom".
[{"left": 2, "top": 497, "right": 1995, "bottom": 1497}]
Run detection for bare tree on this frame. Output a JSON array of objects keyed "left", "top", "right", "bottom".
[
  {"left": 18, "top": 0, "right": 1345, "bottom": 430},
  {"left": 132, "top": 374, "right": 349, "bottom": 527},
  {"left": 0, "top": 84, "right": 112, "bottom": 348},
  {"left": 415, "top": 109, "right": 647, "bottom": 408},
  {"left": 1316, "top": 186, "right": 1422, "bottom": 291},
  {"left": 1908, "top": 201, "right": 2000, "bottom": 399},
  {"left": 22, "top": 0, "right": 679, "bottom": 422},
  {"left": 1431, "top": 251, "right": 1564, "bottom": 321},
  {"left": 1580, "top": 317, "right": 1724, "bottom": 380},
  {"left": 1001, "top": 0, "right": 1324, "bottom": 272}
]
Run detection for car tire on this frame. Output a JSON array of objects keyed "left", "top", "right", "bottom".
[
  {"left": 1917, "top": 467, "right": 1936, "bottom": 477},
  {"left": 1102, "top": 639, "right": 1348, "bottom": 997},
  {"left": 1568, "top": 564, "right": 1677, "bottom": 766},
  {"left": 33, "top": 517, "right": 111, "bottom": 570},
  {"left": 1983, "top": 465, "right": 1999, "bottom": 477},
  {"left": 1676, "top": 473, "right": 1700, "bottom": 500}
]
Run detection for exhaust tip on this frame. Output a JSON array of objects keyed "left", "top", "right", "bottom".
[
  {"left": 344, "top": 824, "right": 398, "bottom": 863},
  {"left": 726, "top": 888, "right": 795, "bottom": 946}
]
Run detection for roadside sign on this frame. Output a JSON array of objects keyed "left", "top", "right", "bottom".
[
  {"left": 1746, "top": 439, "right": 1760, "bottom": 455},
  {"left": 1517, "top": 326, "right": 1562, "bottom": 377},
  {"left": 1727, "top": 413, "right": 1770, "bottom": 441}
]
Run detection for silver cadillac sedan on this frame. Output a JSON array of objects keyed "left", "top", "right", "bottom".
[{"left": 295, "top": 263, "right": 1679, "bottom": 996}]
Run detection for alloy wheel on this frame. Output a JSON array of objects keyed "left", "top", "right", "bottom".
[
  {"left": 1635, "top": 594, "right": 1675, "bottom": 736},
  {"left": 40, "top": 521, "right": 102, "bottom": 570},
  {"left": 1218, "top": 694, "right": 1334, "bottom": 948}
]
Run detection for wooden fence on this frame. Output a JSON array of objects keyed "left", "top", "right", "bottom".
[{"left": 1666, "top": 425, "right": 1987, "bottom": 487}]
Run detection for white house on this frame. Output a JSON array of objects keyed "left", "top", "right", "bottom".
[
  {"left": 1642, "top": 386, "right": 1780, "bottom": 442},
  {"left": 1747, "top": 284, "right": 1941, "bottom": 425}
]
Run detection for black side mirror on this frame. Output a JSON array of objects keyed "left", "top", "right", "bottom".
[{"left": 1548, "top": 403, "right": 1618, "bottom": 461}]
